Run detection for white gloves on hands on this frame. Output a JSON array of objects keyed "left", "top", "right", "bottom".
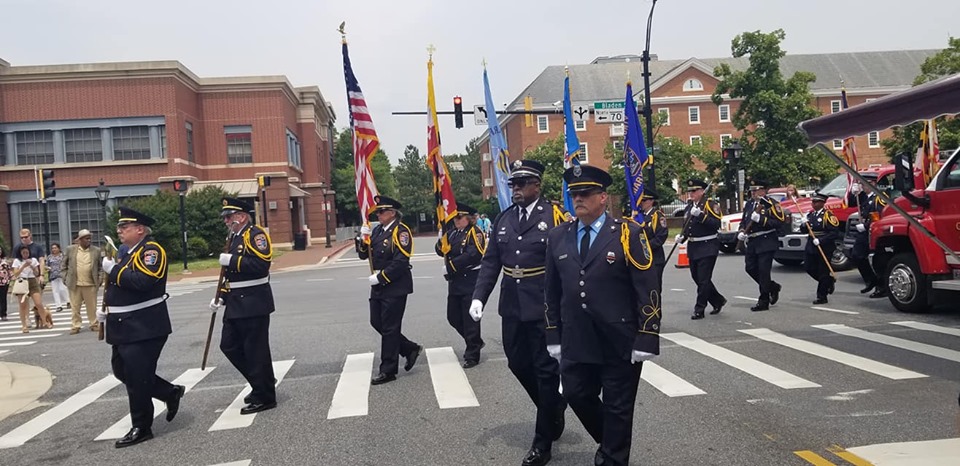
[
  {"left": 96, "top": 308, "right": 107, "bottom": 323},
  {"left": 674, "top": 234, "right": 684, "bottom": 244},
  {"left": 812, "top": 238, "right": 821, "bottom": 246},
  {"left": 737, "top": 232, "right": 748, "bottom": 242},
  {"left": 547, "top": 344, "right": 561, "bottom": 361},
  {"left": 360, "top": 225, "right": 372, "bottom": 236},
  {"left": 850, "top": 183, "right": 862, "bottom": 195},
  {"left": 368, "top": 273, "right": 381, "bottom": 286},
  {"left": 856, "top": 223, "right": 866, "bottom": 233},
  {"left": 219, "top": 253, "right": 233, "bottom": 267},
  {"left": 631, "top": 350, "right": 656, "bottom": 364},
  {"left": 469, "top": 299, "right": 484, "bottom": 322},
  {"left": 689, "top": 206, "right": 702, "bottom": 217},
  {"left": 209, "top": 298, "right": 223, "bottom": 312},
  {"left": 101, "top": 257, "right": 116, "bottom": 274},
  {"left": 751, "top": 212, "right": 762, "bottom": 222}
]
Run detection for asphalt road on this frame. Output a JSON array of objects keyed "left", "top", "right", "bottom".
[{"left": 0, "top": 236, "right": 958, "bottom": 466}]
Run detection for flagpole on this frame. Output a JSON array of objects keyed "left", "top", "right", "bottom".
[{"left": 642, "top": 0, "right": 659, "bottom": 192}]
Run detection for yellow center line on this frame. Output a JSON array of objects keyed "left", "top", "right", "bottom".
[
  {"left": 794, "top": 450, "right": 837, "bottom": 466},
  {"left": 829, "top": 445, "right": 874, "bottom": 466}
]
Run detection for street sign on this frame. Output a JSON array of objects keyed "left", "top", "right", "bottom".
[
  {"left": 737, "top": 169, "right": 745, "bottom": 190},
  {"left": 473, "top": 105, "right": 488, "bottom": 126},
  {"left": 572, "top": 104, "right": 590, "bottom": 122},
  {"left": 594, "top": 101, "right": 626, "bottom": 124}
]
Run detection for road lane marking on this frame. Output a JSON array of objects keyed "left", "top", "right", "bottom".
[
  {"left": 794, "top": 450, "right": 838, "bottom": 465},
  {"left": 0, "top": 350, "right": 8, "bottom": 357},
  {"left": 827, "top": 445, "right": 874, "bottom": 466},
  {"left": 327, "top": 353, "right": 374, "bottom": 419},
  {"left": 306, "top": 278, "right": 334, "bottom": 282},
  {"left": 739, "top": 328, "right": 925, "bottom": 380},
  {"left": 669, "top": 288, "right": 685, "bottom": 292},
  {"left": 0, "top": 341, "right": 36, "bottom": 347},
  {"left": 208, "top": 462, "right": 252, "bottom": 466},
  {"left": 813, "top": 324, "right": 960, "bottom": 362},
  {"left": 847, "top": 437, "right": 960, "bottom": 465},
  {"left": 811, "top": 306, "right": 859, "bottom": 315},
  {"left": 208, "top": 359, "right": 295, "bottom": 431},
  {"left": 889, "top": 321, "right": 960, "bottom": 337},
  {"left": 661, "top": 332, "right": 820, "bottom": 389},
  {"left": 734, "top": 296, "right": 756, "bottom": 301},
  {"left": 640, "top": 362, "right": 706, "bottom": 397},
  {"left": 426, "top": 347, "right": 479, "bottom": 409},
  {"left": 0, "top": 328, "right": 61, "bottom": 336},
  {"left": 0, "top": 375, "right": 122, "bottom": 449},
  {"left": 0, "top": 334, "right": 63, "bottom": 342},
  {"left": 95, "top": 368, "right": 213, "bottom": 440}
]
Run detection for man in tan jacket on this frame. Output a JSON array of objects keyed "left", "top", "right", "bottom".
[{"left": 62, "top": 229, "right": 103, "bottom": 334}]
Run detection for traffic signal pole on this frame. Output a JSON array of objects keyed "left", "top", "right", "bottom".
[
  {"left": 180, "top": 192, "right": 189, "bottom": 273},
  {"left": 41, "top": 199, "right": 51, "bottom": 255}
]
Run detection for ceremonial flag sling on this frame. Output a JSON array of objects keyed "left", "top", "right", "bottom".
[
  {"left": 483, "top": 67, "right": 512, "bottom": 211},
  {"left": 623, "top": 82, "right": 649, "bottom": 223},
  {"left": 561, "top": 72, "right": 582, "bottom": 214}
]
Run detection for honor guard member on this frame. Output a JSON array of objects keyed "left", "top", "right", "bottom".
[
  {"left": 545, "top": 164, "right": 660, "bottom": 466},
  {"left": 209, "top": 197, "right": 278, "bottom": 415},
  {"left": 358, "top": 195, "right": 423, "bottom": 385},
  {"left": 676, "top": 179, "right": 727, "bottom": 320},
  {"left": 736, "top": 180, "right": 786, "bottom": 312},
  {"left": 638, "top": 187, "right": 668, "bottom": 295},
  {"left": 470, "top": 159, "right": 567, "bottom": 466},
  {"left": 847, "top": 182, "right": 884, "bottom": 296},
  {"left": 98, "top": 207, "right": 184, "bottom": 448},
  {"left": 806, "top": 193, "right": 839, "bottom": 304},
  {"left": 435, "top": 203, "right": 486, "bottom": 368}
]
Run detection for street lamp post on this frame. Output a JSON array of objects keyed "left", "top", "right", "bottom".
[
  {"left": 722, "top": 141, "right": 744, "bottom": 211},
  {"left": 642, "top": 0, "right": 659, "bottom": 192},
  {"left": 94, "top": 179, "right": 110, "bottom": 245}
]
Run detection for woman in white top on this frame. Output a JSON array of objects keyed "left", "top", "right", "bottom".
[{"left": 12, "top": 247, "right": 53, "bottom": 333}]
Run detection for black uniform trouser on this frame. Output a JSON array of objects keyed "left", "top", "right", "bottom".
[
  {"left": 561, "top": 359, "right": 643, "bottom": 466},
  {"left": 502, "top": 317, "right": 564, "bottom": 451},
  {"left": 446, "top": 293, "right": 483, "bottom": 362},
  {"left": 0, "top": 285, "right": 7, "bottom": 318},
  {"left": 654, "top": 262, "right": 665, "bottom": 296},
  {"left": 221, "top": 315, "right": 276, "bottom": 404},
  {"left": 851, "top": 238, "right": 877, "bottom": 286},
  {"left": 370, "top": 295, "right": 419, "bottom": 375},
  {"left": 111, "top": 336, "right": 176, "bottom": 430},
  {"left": 689, "top": 254, "right": 724, "bottom": 313},
  {"left": 805, "top": 248, "right": 835, "bottom": 299},
  {"left": 745, "top": 250, "right": 778, "bottom": 303}
]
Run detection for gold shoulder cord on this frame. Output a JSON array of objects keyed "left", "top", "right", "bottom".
[
  {"left": 132, "top": 242, "right": 167, "bottom": 279},
  {"left": 470, "top": 227, "right": 487, "bottom": 256},
  {"left": 825, "top": 210, "right": 840, "bottom": 227},
  {"left": 551, "top": 204, "right": 568, "bottom": 226},
  {"left": 393, "top": 223, "right": 413, "bottom": 257},
  {"left": 243, "top": 229, "right": 273, "bottom": 261},
  {"left": 621, "top": 223, "right": 652, "bottom": 270},
  {"left": 705, "top": 200, "right": 722, "bottom": 219},
  {"left": 770, "top": 200, "right": 786, "bottom": 221}
]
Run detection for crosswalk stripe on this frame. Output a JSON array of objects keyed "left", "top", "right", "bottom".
[
  {"left": 0, "top": 328, "right": 60, "bottom": 336},
  {"left": 640, "top": 362, "right": 706, "bottom": 397},
  {"left": 889, "top": 321, "right": 960, "bottom": 337},
  {"left": 208, "top": 359, "right": 295, "bottom": 431},
  {"left": 813, "top": 324, "right": 960, "bottom": 363},
  {"left": 0, "top": 334, "right": 62, "bottom": 342},
  {"left": 208, "top": 461, "right": 252, "bottom": 466},
  {"left": 739, "top": 328, "right": 926, "bottom": 380},
  {"left": 0, "top": 349, "right": 9, "bottom": 357},
  {"left": 661, "top": 332, "right": 820, "bottom": 389},
  {"left": 95, "top": 368, "right": 214, "bottom": 441},
  {"left": 0, "top": 341, "right": 36, "bottom": 348},
  {"left": 426, "top": 347, "right": 480, "bottom": 409},
  {"left": 0, "top": 375, "right": 122, "bottom": 449},
  {"left": 794, "top": 450, "right": 838, "bottom": 466},
  {"left": 811, "top": 306, "right": 859, "bottom": 315},
  {"left": 327, "top": 353, "right": 374, "bottom": 419}
]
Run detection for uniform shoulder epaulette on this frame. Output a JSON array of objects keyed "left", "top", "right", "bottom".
[{"left": 393, "top": 222, "right": 413, "bottom": 257}]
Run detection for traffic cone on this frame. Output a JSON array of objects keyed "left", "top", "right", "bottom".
[{"left": 675, "top": 241, "right": 690, "bottom": 268}]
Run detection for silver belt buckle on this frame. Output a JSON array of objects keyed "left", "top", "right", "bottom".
[{"left": 514, "top": 265, "right": 524, "bottom": 278}]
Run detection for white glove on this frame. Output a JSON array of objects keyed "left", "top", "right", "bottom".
[
  {"left": 368, "top": 272, "right": 380, "bottom": 286},
  {"left": 856, "top": 223, "right": 866, "bottom": 233},
  {"left": 813, "top": 238, "right": 821, "bottom": 246},
  {"left": 469, "top": 299, "right": 483, "bottom": 321},
  {"left": 751, "top": 212, "right": 762, "bottom": 222},
  {"left": 850, "top": 183, "right": 862, "bottom": 195},
  {"left": 219, "top": 253, "right": 233, "bottom": 267},
  {"left": 674, "top": 234, "right": 684, "bottom": 243},
  {"left": 360, "top": 225, "right": 372, "bottom": 236},
  {"left": 737, "top": 231, "right": 747, "bottom": 242},
  {"left": 101, "top": 257, "right": 116, "bottom": 274},
  {"left": 209, "top": 297, "right": 223, "bottom": 312},
  {"left": 547, "top": 344, "right": 561, "bottom": 361},
  {"left": 631, "top": 350, "right": 656, "bottom": 364},
  {"left": 689, "top": 206, "right": 702, "bottom": 217},
  {"left": 96, "top": 308, "right": 107, "bottom": 323}
]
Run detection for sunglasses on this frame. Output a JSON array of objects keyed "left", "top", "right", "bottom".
[{"left": 507, "top": 179, "right": 536, "bottom": 188}]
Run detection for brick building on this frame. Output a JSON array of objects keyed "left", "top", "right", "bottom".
[
  {"left": 479, "top": 49, "right": 936, "bottom": 200},
  {"left": 0, "top": 57, "right": 338, "bottom": 249}
]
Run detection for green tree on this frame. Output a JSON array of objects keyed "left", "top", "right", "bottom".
[
  {"left": 331, "top": 127, "right": 396, "bottom": 225},
  {"left": 522, "top": 135, "right": 566, "bottom": 202},
  {"left": 712, "top": 29, "right": 837, "bottom": 187},
  {"left": 393, "top": 144, "right": 433, "bottom": 230},
  {"left": 447, "top": 137, "right": 485, "bottom": 214},
  {"left": 606, "top": 135, "right": 719, "bottom": 208}
]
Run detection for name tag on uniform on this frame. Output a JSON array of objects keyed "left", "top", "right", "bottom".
[{"left": 558, "top": 254, "right": 568, "bottom": 260}]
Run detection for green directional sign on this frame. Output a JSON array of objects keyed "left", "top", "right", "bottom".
[
  {"left": 594, "top": 100, "right": 626, "bottom": 124},
  {"left": 594, "top": 101, "right": 626, "bottom": 110}
]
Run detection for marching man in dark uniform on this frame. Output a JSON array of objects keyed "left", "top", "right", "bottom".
[
  {"left": 209, "top": 197, "right": 278, "bottom": 415},
  {"left": 545, "top": 165, "right": 660, "bottom": 466},
  {"left": 435, "top": 203, "right": 486, "bottom": 368},
  {"left": 470, "top": 159, "right": 567, "bottom": 466},
  {"left": 847, "top": 182, "right": 885, "bottom": 296},
  {"left": 357, "top": 195, "right": 423, "bottom": 385},
  {"left": 676, "top": 179, "right": 727, "bottom": 320},
  {"left": 639, "top": 187, "right": 668, "bottom": 295},
  {"left": 736, "top": 181, "right": 786, "bottom": 312},
  {"left": 98, "top": 207, "right": 184, "bottom": 448},
  {"left": 805, "top": 193, "right": 839, "bottom": 304}
]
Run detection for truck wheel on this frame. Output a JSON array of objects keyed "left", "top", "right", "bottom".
[
  {"left": 775, "top": 258, "right": 804, "bottom": 267},
  {"left": 886, "top": 252, "right": 930, "bottom": 313},
  {"left": 719, "top": 243, "right": 737, "bottom": 254},
  {"left": 830, "top": 240, "right": 852, "bottom": 271}
]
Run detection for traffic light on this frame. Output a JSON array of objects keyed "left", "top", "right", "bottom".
[
  {"left": 257, "top": 175, "right": 271, "bottom": 188},
  {"left": 453, "top": 96, "right": 464, "bottom": 129},
  {"left": 721, "top": 148, "right": 732, "bottom": 165},
  {"left": 38, "top": 169, "right": 55, "bottom": 199},
  {"left": 173, "top": 180, "right": 189, "bottom": 192}
]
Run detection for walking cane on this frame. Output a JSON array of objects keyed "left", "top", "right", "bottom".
[
  {"left": 202, "top": 233, "right": 233, "bottom": 370},
  {"left": 98, "top": 236, "right": 118, "bottom": 342},
  {"left": 790, "top": 195, "right": 836, "bottom": 279}
]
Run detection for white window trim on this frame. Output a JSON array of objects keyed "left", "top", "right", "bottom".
[
  {"left": 609, "top": 123, "right": 624, "bottom": 137},
  {"left": 720, "top": 134, "right": 732, "bottom": 147},
  {"left": 683, "top": 79, "right": 704, "bottom": 92},
  {"left": 688, "top": 106, "right": 700, "bottom": 124},
  {"left": 690, "top": 135, "right": 702, "bottom": 146},
  {"left": 831, "top": 100, "right": 841, "bottom": 114},
  {"left": 537, "top": 115, "right": 549, "bottom": 134},
  {"left": 718, "top": 104, "right": 730, "bottom": 123},
  {"left": 578, "top": 142, "right": 588, "bottom": 163},
  {"left": 868, "top": 131, "right": 880, "bottom": 148},
  {"left": 574, "top": 120, "right": 586, "bottom": 132},
  {"left": 657, "top": 108, "right": 670, "bottom": 126}
]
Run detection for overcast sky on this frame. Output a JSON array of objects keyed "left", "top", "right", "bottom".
[{"left": 1, "top": 0, "right": 956, "bottom": 161}]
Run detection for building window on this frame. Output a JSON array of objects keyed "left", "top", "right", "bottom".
[
  {"left": 19, "top": 201, "right": 60, "bottom": 247},
  {"left": 577, "top": 143, "right": 588, "bottom": 163},
  {"left": 112, "top": 126, "right": 151, "bottom": 160},
  {"left": 537, "top": 115, "right": 549, "bottom": 134},
  {"left": 719, "top": 104, "right": 730, "bottom": 122},
  {"left": 0, "top": 134, "right": 5, "bottom": 166},
  {"left": 657, "top": 108, "right": 670, "bottom": 126},
  {"left": 68, "top": 199, "right": 106, "bottom": 248},
  {"left": 287, "top": 130, "right": 301, "bottom": 169},
  {"left": 574, "top": 120, "right": 586, "bottom": 132},
  {"left": 690, "top": 135, "right": 702, "bottom": 146},
  {"left": 16, "top": 130, "right": 55, "bottom": 165},
  {"left": 186, "top": 122, "right": 194, "bottom": 162},
  {"left": 720, "top": 134, "right": 732, "bottom": 147},
  {"left": 831, "top": 100, "right": 842, "bottom": 114},
  {"left": 683, "top": 78, "right": 704, "bottom": 92},
  {"left": 64, "top": 128, "right": 103, "bottom": 163},
  {"left": 688, "top": 106, "right": 700, "bottom": 124},
  {"left": 833, "top": 139, "right": 843, "bottom": 150},
  {"left": 609, "top": 123, "right": 625, "bottom": 137},
  {"left": 225, "top": 125, "right": 253, "bottom": 164},
  {"left": 868, "top": 131, "right": 880, "bottom": 148},
  {"left": 159, "top": 125, "right": 167, "bottom": 158},
  {"left": 613, "top": 140, "right": 625, "bottom": 151}
]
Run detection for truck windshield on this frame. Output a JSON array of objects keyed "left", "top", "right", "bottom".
[{"left": 819, "top": 172, "right": 878, "bottom": 198}]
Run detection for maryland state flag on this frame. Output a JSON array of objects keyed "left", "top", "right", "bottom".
[
  {"left": 916, "top": 119, "right": 940, "bottom": 186},
  {"left": 426, "top": 54, "right": 458, "bottom": 232},
  {"left": 839, "top": 84, "right": 860, "bottom": 207}
]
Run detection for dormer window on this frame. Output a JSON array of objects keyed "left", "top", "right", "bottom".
[{"left": 683, "top": 78, "right": 703, "bottom": 92}]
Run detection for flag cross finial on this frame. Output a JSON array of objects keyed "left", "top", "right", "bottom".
[
  {"left": 482, "top": 57, "right": 487, "bottom": 68},
  {"left": 427, "top": 44, "right": 436, "bottom": 59}
]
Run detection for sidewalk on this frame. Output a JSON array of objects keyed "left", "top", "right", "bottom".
[{"left": 167, "top": 239, "right": 354, "bottom": 283}]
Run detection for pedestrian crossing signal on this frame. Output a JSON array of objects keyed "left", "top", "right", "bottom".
[
  {"left": 173, "top": 180, "right": 189, "bottom": 192},
  {"left": 453, "top": 96, "right": 464, "bottom": 129},
  {"left": 258, "top": 175, "right": 271, "bottom": 188},
  {"left": 38, "top": 169, "right": 55, "bottom": 199}
]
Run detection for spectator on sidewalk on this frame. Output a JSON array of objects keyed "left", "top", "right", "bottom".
[
  {"left": 0, "top": 246, "right": 11, "bottom": 321},
  {"left": 12, "top": 247, "right": 53, "bottom": 333},
  {"left": 13, "top": 228, "right": 46, "bottom": 288},
  {"left": 47, "top": 243, "right": 69, "bottom": 312},
  {"left": 62, "top": 230, "right": 103, "bottom": 335}
]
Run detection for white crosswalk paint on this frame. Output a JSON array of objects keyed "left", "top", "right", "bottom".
[
  {"left": 734, "top": 296, "right": 756, "bottom": 301},
  {"left": 0, "top": 328, "right": 60, "bottom": 336},
  {"left": 0, "top": 334, "right": 62, "bottom": 342},
  {"left": 810, "top": 306, "right": 859, "bottom": 315},
  {"left": 890, "top": 321, "right": 960, "bottom": 337},
  {"left": 661, "top": 332, "right": 820, "bottom": 389},
  {"left": 95, "top": 368, "right": 214, "bottom": 440},
  {"left": 208, "top": 359, "right": 295, "bottom": 431},
  {"left": 640, "top": 362, "right": 706, "bottom": 397},
  {"left": 327, "top": 353, "right": 374, "bottom": 419},
  {"left": 208, "top": 461, "right": 252, "bottom": 466},
  {"left": 0, "top": 341, "right": 36, "bottom": 348},
  {"left": 426, "top": 347, "right": 480, "bottom": 409},
  {"left": 0, "top": 375, "right": 122, "bottom": 449},
  {"left": 739, "top": 328, "right": 926, "bottom": 380},
  {"left": 813, "top": 324, "right": 960, "bottom": 363},
  {"left": 0, "top": 349, "right": 9, "bottom": 357}
]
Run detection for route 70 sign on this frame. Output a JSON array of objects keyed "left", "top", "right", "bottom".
[{"left": 594, "top": 101, "right": 625, "bottom": 124}]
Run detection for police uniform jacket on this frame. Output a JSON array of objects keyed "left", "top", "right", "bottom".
[
  {"left": 104, "top": 237, "right": 171, "bottom": 345},
  {"left": 435, "top": 224, "right": 486, "bottom": 296},
  {"left": 642, "top": 208, "right": 668, "bottom": 266},
  {"left": 359, "top": 220, "right": 414, "bottom": 297},
  {"left": 683, "top": 199, "right": 722, "bottom": 261},
  {"left": 221, "top": 223, "right": 274, "bottom": 319},
  {"left": 473, "top": 199, "right": 563, "bottom": 322},
  {"left": 849, "top": 191, "right": 885, "bottom": 254},
  {"left": 805, "top": 208, "right": 840, "bottom": 254},
  {"left": 741, "top": 196, "right": 786, "bottom": 254},
  {"left": 544, "top": 216, "right": 660, "bottom": 363}
]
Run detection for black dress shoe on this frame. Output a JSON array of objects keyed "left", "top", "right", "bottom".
[
  {"left": 404, "top": 345, "right": 423, "bottom": 372},
  {"left": 861, "top": 282, "right": 876, "bottom": 294},
  {"left": 165, "top": 385, "right": 185, "bottom": 422},
  {"left": 551, "top": 401, "right": 566, "bottom": 440},
  {"left": 240, "top": 401, "right": 277, "bottom": 415},
  {"left": 709, "top": 297, "right": 727, "bottom": 315},
  {"left": 770, "top": 283, "right": 782, "bottom": 305},
  {"left": 869, "top": 289, "right": 888, "bottom": 299},
  {"left": 371, "top": 373, "right": 396, "bottom": 385},
  {"left": 594, "top": 447, "right": 606, "bottom": 466},
  {"left": 828, "top": 279, "right": 836, "bottom": 295},
  {"left": 521, "top": 447, "right": 552, "bottom": 466},
  {"left": 462, "top": 360, "right": 479, "bottom": 369},
  {"left": 751, "top": 302, "right": 769, "bottom": 312},
  {"left": 813, "top": 298, "right": 828, "bottom": 305},
  {"left": 691, "top": 312, "right": 705, "bottom": 320},
  {"left": 114, "top": 427, "right": 153, "bottom": 448}
]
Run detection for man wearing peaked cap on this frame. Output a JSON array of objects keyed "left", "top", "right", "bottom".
[
  {"left": 220, "top": 197, "right": 256, "bottom": 217},
  {"left": 116, "top": 206, "right": 156, "bottom": 227},
  {"left": 369, "top": 195, "right": 403, "bottom": 213},
  {"left": 639, "top": 187, "right": 668, "bottom": 295},
  {"left": 678, "top": 178, "right": 727, "bottom": 320},
  {"left": 510, "top": 159, "right": 545, "bottom": 180},
  {"left": 805, "top": 192, "right": 839, "bottom": 305},
  {"left": 63, "top": 228, "right": 103, "bottom": 335},
  {"left": 737, "top": 180, "right": 786, "bottom": 312}
]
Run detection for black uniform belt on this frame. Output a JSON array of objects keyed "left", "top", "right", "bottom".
[
  {"left": 749, "top": 229, "right": 776, "bottom": 238},
  {"left": 502, "top": 266, "right": 545, "bottom": 278}
]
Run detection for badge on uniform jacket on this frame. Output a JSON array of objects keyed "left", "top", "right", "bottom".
[
  {"left": 606, "top": 251, "right": 616, "bottom": 264},
  {"left": 143, "top": 250, "right": 158, "bottom": 266},
  {"left": 399, "top": 231, "right": 410, "bottom": 247},
  {"left": 537, "top": 221, "right": 548, "bottom": 231},
  {"left": 254, "top": 233, "right": 268, "bottom": 251}
]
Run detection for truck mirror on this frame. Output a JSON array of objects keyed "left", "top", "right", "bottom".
[{"left": 894, "top": 152, "right": 915, "bottom": 193}]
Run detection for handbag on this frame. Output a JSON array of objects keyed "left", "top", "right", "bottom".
[{"left": 12, "top": 277, "right": 29, "bottom": 295}]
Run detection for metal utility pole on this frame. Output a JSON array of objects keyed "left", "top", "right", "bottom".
[{"left": 642, "top": 0, "right": 659, "bottom": 192}]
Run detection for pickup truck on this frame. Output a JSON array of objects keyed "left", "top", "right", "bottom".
[{"left": 717, "top": 190, "right": 796, "bottom": 254}]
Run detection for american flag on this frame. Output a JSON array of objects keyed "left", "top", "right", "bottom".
[
  {"left": 342, "top": 41, "right": 379, "bottom": 223},
  {"left": 840, "top": 85, "right": 860, "bottom": 207}
]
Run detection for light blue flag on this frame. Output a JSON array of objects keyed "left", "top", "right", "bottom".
[
  {"left": 623, "top": 82, "right": 650, "bottom": 224},
  {"left": 483, "top": 67, "right": 512, "bottom": 212},
  {"left": 562, "top": 73, "right": 581, "bottom": 214}
]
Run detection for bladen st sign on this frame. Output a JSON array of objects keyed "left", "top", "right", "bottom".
[{"left": 594, "top": 100, "right": 626, "bottom": 124}]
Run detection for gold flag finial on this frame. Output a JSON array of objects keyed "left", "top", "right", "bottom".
[{"left": 338, "top": 21, "right": 346, "bottom": 43}]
